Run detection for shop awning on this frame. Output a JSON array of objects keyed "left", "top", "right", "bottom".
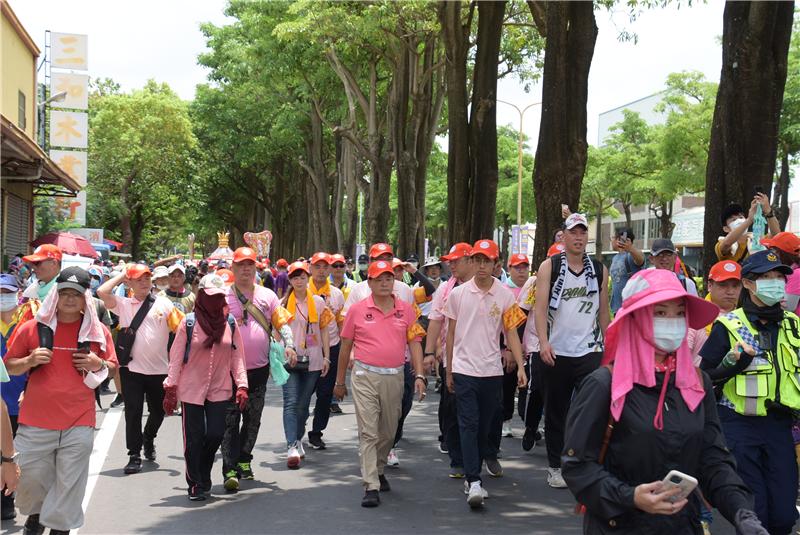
[{"left": 1, "top": 115, "right": 81, "bottom": 197}]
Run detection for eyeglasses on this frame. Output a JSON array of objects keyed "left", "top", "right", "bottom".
[{"left": 332, "top": 263, "right": 346, "bottom": 268}]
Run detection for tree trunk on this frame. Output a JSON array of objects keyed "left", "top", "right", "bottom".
[
  {"left": 623, "top": 201, "right": 633, "bottom": 229},
  {"left": 595, "top": 208, "right": 603, "bottom": 262},
  {"left": 300, "top": 103, "right": 337, "bottom": 252},
  {"left": 702, "top": 1, "right": 794, "bottom": 277},
  {"left": 501, "top": 214, "right": 511, "bottom": 259},
  {"left": 530, "top": 1, "right": 598, "bottom": 267},
  {"left": 440, "top": 0, "right": 473, "bottom": 244},
  {"left": 467, "top": 0, "right": 506, "bottom": 242},
  {"left": 339, "top": 136, "right": 360, "bottom": 256},
  {"left": 119, "top": 169, "right": 137, "bottom": 255},
  {"left": 776, "top": 152, "right": 791, "bottom": 230}
]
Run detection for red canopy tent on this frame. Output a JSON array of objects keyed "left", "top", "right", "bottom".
[{"left": 31, "top": 231, "right": 99, "bottom": 259}]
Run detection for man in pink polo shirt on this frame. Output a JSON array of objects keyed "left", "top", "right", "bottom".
[
  {"left": 444, "top": 239, "right": 527, "bottom": 508},
  {"left": 97, "top": 264, "right": 183, "bottom": 475},
  {"left": 334, "top": 261, "right": 426, "bottom": 508},
  {"left": 424, "top": 242, "right": 473, "bottom": 477}
]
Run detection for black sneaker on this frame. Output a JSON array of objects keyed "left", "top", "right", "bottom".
[
  {"left": 49, "top": 530, "right": 70, "bottom": 535},
  {"left": 308, "top": 434, "right": 326, "bottom": 450},
  {"left": 188, "top": 485, "right": 206, "bottom": 501},
  {"left": 22, "top": 514, "right": 44, "bottom": 535},
  {"left": 522, "top": 427, "right": 536, "bottom": 452},
  {"left": 485, "top": 458, "right": 503, "bottom": 477},
  {"left": 438, "top": 441, "right": 448, "bottom": 454},
  {"left": 124, "top": 455, "right": 142, "bottom": 474},
  {"left": 1, "top": 492, "right": 16, "bottom": 521},
  {"left": 143, "top": 438, "right": 156, "bottom": 461},
  {"left": 110, "top": 394, "right": 124, "bottom": 408},
  {"left": 329, "top": 404, "right": 343, "bottom": 414},
  {"left": 237, "top": 462, "right": 254, "bottom": 480},
  {"left": 361, "top": 489, "right": 380, "bottom": 507},
  {"left": 379, "top": 474, "right": 391, "bottom": 492}
]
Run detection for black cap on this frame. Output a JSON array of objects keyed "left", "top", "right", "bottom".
[
  {"left": 56, "top": 266, "right": 91, "bottom": 293},
  {"left": 406, "top": 253, "right": 419, "bottom": 262},
  {"left": 357, "top": 254, "right": 369, "bottom": 263},
  {"left": 741, "top": 250, "right": 793, "bottom": 277},
  {"left": 650, "top": 238, "right": 676, "bottom": 256}
]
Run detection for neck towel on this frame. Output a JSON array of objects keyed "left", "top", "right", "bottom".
[
  {"left": 548, "top": 252, "right": 598, "bottom": 310},
  {"left": 35, "top": 287, "right": 107, "bottom": 350},
  {"left": 287, "top": 290, "right": 318, "bottom": 323}
]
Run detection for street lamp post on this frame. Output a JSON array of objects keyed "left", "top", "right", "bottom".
[
  {"left": 496, "top": 99, "right": 542, "bottom": 232},
  {"left": 37, "top": 89, "right": 67, "bottom": 148}
]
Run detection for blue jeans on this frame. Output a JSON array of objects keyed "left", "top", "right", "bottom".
[
  {"left": 282, "top": 369, "right": 321, "bottom": 446},
  {"left": 453, "top": 373, "right": 502, "bottom": 484}
]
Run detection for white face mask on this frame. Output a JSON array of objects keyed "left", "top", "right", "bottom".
[
  {"left": 728, "top": 217, "right": 747, "bottom": 230},
  {"left": 652, "top": 317, "right": 687, "bottom": 353},
  {"left": 0, "top": 293, "right": 18, "bottom": 312},
  {"left": 156, "top": 283, "right": 169, "bottom": 292}
]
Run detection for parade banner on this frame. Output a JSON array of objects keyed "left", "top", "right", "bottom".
[
  {"left": 243, "top": 230, "right": 273, "bottom": 258},
  {"left": 50, "top": 110, "right": 88, "bottom": 149},
  {"left": 51, "top": 32, "right": 88, "bottom": 70},
  {"left": 51, "top": 73, "right": 89, "bottom": 110}
]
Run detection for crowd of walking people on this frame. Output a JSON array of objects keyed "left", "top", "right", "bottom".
[{"left": 1, "top": 191, "right": 800, "bottom": 534}]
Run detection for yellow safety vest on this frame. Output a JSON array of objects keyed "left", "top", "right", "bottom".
[{"left": 716, "top": 308, "right": 800, "bottom": 416}]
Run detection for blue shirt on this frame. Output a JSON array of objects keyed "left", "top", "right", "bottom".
[
  {"left": 609, "top": 252, "right": 644, "bottom": 314},
  {"left": 1, "top": 319, "right": 27, "bottom": 416}
]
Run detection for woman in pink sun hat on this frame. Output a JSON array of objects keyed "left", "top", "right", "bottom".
[{"left": 560, "top": 269, "right": 765, "bottom": 534}]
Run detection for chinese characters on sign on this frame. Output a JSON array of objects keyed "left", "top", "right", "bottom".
[{"left": 49, "top": 31, "right": 89, "bottom": 226}]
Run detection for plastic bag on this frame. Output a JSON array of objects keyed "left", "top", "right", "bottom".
[{"left": 269, "top": 340, "right": 290, "bottom": 386}]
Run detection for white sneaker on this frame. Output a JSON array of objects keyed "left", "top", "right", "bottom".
[
  {"left": 297, "top": 441, "right": 306, "bottom": 459},
  {"left": 463, "top": 480, "right": 490, "bottom": 498},
  {"left": 547, "top": 467, "right": 567, "bottom": 488},
  {"left": 502, "top": 420, "right": 513, "bottom": 437},
  {"left": 387, "top": 449, "right": 399, "bottom": 467},
  {"left": 287, "top": 445, "right": 301, "bottom": 469},
  {"left": 465, "top": 481, "right": 487, "bottom": 508}
]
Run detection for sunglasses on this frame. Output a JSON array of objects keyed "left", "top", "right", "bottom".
[{"left": 332, "top": 263, "right": 346, "bottom": 268}]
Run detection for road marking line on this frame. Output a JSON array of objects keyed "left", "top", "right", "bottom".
[{"left": 77, "top": 406, "right": 124, "bottom": 533}]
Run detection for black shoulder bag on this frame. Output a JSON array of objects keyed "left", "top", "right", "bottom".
[{"left": 114, "top": 294, "right": 155, "bottom": 367}]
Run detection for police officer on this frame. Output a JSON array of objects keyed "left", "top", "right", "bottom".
[{"left": 700, "top": 249, "right": 800, "bottom": 535}]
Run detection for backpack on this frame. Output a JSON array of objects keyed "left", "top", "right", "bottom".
[
  {"left": 549, "top": 253, "right": 604, "bottom": 301},
  {"left": 183, "top": 312, "right": 237, "bottom": 364}
]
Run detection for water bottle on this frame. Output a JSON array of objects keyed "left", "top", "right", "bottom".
[{"left": 722, "top": 346, "right": 743, "bottom": 368}]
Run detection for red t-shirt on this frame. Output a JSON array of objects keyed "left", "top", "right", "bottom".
[{"left": 4, "top": 319, "right": 117, "bottom": 430}]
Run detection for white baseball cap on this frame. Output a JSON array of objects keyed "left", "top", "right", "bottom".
[{"left": 565, "top": 213, "right": 589, "bottom": 230}]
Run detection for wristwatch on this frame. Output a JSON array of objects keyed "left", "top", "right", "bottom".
[
  {"left": 93, "top": 359, "right": 108, "bottom": 373},
  {"left": 415, "top": 374, "right": 428, "bottom": 387},
  {"left": 424, "top": 352, "right": 435, "bottom": 357},
  {"left": 1, "top": 452, "right": 19, "bottom": 464}
]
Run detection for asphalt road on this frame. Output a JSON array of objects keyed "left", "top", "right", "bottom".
[{"left": 2, "top": 382, "right": 744, "bottom": 534}]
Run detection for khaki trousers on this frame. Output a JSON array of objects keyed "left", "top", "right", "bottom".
[
  {"left": 15, "top": 424, "right": 94, "bottom": 531},
  {"left": 351, "top": 367, "right": 403, "bottom": 491}
]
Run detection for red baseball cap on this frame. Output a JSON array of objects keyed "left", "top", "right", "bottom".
[
  {"left": 709, "top": 261, "right": 742, "bottom": 282},
  {"left": 216, "top": 268, "right": 235, "bottom": 285},
  {"left": 23, "top": 244, "right": 63, "bottom": 263},
  {"left": 760, "top": 232, "right": 800, "bottom": 255},
  {"left": 276, "top": 258, "right": 289, "bottom": 268},
  {"left": 368, "top": 260, "right": 395, "bottom": 279},
  {"left": 287, "top": 261, "right": 310, "bottom": 276},
  {"left": 233, "top": 247, "right": 257, "bottom": 264},
  {"left": 471, "top": 239, "right": 499, "bottom": 260},
  {"left": 441, "top": 242, "right": 472, "bottom": 261},
  {"left": 509, "top": 253, "right": 530, "bottom": 267},
  {"left": 547, "top": 242, "right": 566, "bottom": 257},
  {"left": 369, "top": 243, "right": 393, "bottom": 259},
  {"left": 310, "top": 252, "right": 332, "bottom": 265},
  {"left": 126, "top": 264, "right": 152, "bottom": 280},
  {"left": 330, "top": 253, "right": 346, "bottom": 265}
]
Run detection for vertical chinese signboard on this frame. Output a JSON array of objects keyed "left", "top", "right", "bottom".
[{"left": 49, "top": 32, "right": 89, "bottom": 226}]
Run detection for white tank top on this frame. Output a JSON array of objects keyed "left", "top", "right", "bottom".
[{"left": 548, "top": 268, "right": 603, "bottom": 357}]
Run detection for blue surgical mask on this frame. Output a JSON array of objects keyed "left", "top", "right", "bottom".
[
  {"left": 0, "top": 293, "right": 18, "bottom": 312},
  {"left": 754, "top": 278, "right": 786, "bottom": 306},
  {"left": 652, "top": 317, "right": 687, "bottom": 353}
]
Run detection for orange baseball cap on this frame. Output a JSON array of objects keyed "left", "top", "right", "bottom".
[
  {"left": 233, "top": 247, "right": 257, "bottom": 264},
  {"left": 760, "top": 232, "right": 800, "bottom": 255},
  {"left": 709, "top": 261, "right": 742, "bottom": 282},
  {"left": 471, "top": 239, "right": 499, "bottom": 260},
  {"left": 216, "top": 268, "right": 235, "bottom": 285},
  {"left": 23, "top": 244, "right": 63, "bottom": 263},
  {"left": 310, "top": 252, "right": 332, "bottom": 265},
  {"left": 330, "top": 253, "right": 346, "bottom": 264},
  {"left": 276, "top": 258, "right": 288, "bottom": 268},
  {"left": 369, "top": 243, "right": 393, "bottom": 259},
  {"left": 441, "top": 242, "right": 472, "bottom": 261},
  {"left": 547, "top": 242, "right": 566, "bottom": 257},
  {"left": 287, "top": 261, "right": 310, "bottom": 276},
  {"left": 368, "top": 260, "right": 395, "bottom": 279},
  {"left": 509, "top": 253, "right": 530, "bottom": 267},
  {"left": 126, "top": 264, "right": 152, "bottom": 280}
]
